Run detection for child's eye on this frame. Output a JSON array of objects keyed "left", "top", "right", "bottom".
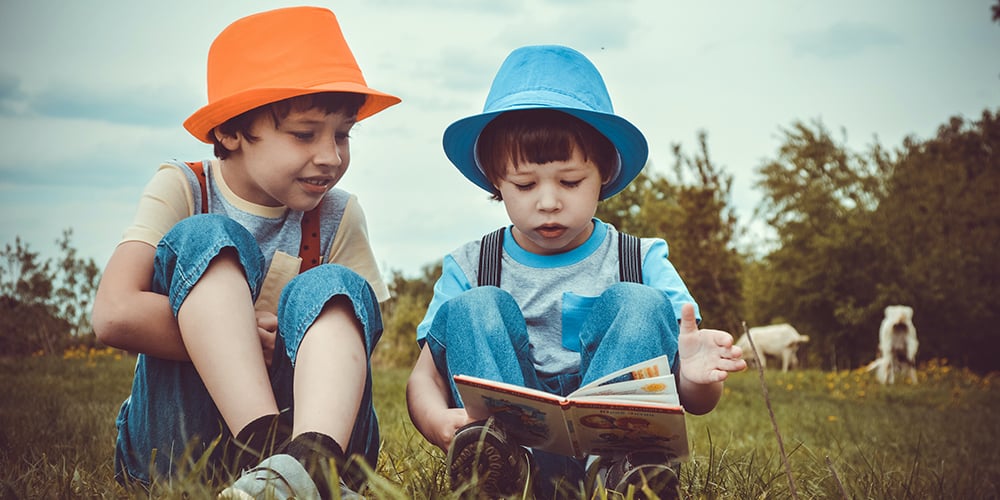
[
  {"left": 562, "top": 179, "right": 582, "bottom": 188},
  {"left": 335, "top": 132, "right": 352, "bottom": 142},
  {"left": 291, "top": 131, "right": 315, "bottom": 141},
  {"left": 513, "top": 182, "right": 535, "bottom": 190}
]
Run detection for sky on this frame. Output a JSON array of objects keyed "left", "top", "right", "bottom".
[{"left": 1, "top": 1, "right": 998, "bottom": 280}]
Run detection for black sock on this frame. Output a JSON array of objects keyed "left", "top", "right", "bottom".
[
  {"left": 285, "top": 432, "right": 348, "bottom": 498},
  {"left": 230, "top": 414, "right": 290, "bottom": 473}
]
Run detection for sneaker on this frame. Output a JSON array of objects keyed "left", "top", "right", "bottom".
[
  {"left": 219, "top": 453, "right": 361, "bottom": 500},
  {"left": 588, "top": 451, "right": 679, "bottom": 499},
  {"left": 447, "top": 418, "right": 531, "bottom": 498}
]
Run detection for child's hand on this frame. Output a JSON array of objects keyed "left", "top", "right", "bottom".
[
  {"left": 255, "top": 310, "right": 278, "bottom": 367},
  {"left": 430, "top": 408, "right": 476, "bottom": 453},
  {"left": 677, "top": 303, "right": 746, "bottom": 385}
]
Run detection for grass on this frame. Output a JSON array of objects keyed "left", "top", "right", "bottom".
[{"left": 1, "top": 348, "right": 998, "bottom": 499}]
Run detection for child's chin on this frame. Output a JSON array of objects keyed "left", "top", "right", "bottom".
[{"left": 288, "top": 198, "right": 324, "bottom": 212}]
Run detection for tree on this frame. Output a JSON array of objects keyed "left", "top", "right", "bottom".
[
  {"left": 0, "top": 231, "right": 101, "bottom": 356},
  {"left": 752, "top": 120, "right": 891, "bottom": 369},
  {"left": 52, "top": 230, "right": 101, "bottom": 337},
  {"left": 665, "top": 132, "right": 745, "bottom": 334},
  {"left": 374, "top": 263, "right": 441, "bottom": 368},
  {"left": 599, "top": 131, "right": 745, "bottom": 334},
  {"left": 753, "top": 112, "right": 1000, "bottom": 372},
  {"left": 871, "top": 110, "right": 1000, "bottom": 372}
]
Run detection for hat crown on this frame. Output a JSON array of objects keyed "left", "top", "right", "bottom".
[
  {"left": 183, "top": 7, "right": 400, "bottom": 143},
  {"left": 483, "top": 45, "right": 614, "bottom": 115},
  {"left": 206, "top": 7, "right": 365, "bottom": 101}
]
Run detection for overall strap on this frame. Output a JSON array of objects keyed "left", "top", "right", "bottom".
[
  {"left": 617, "top": 232, "right": 643, "bottom": 284},
  {"left": 476, "top": 226, "right": 645, "bottom": 287},
  {"left": 185, "top": 161, "right": 209, "bottom": 214},
  {"left": 477, "top": 227, "right": 505, "bottom": 287},
  {"left": 297, "top": 208, "right": 322, "bottom": 273},
  {"left": 183, "top": 160, "right": 322, "bottom": 274}
]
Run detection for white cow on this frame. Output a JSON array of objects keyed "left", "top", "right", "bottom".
[
  {"left": 736, "top": 323, "right": 810, "bottom": 372},
  {"left": 866, "top": 305, "right": 919, "bottom": 385}
]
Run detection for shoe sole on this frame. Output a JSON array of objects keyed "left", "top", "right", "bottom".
[{"left": 448, "top": 421, "right": 528, "bottom": 497}]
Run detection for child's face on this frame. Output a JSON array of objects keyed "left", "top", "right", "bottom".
[
  {"left": 496, "top": 147, "right": 604, "bottom": 255},
  {"left": 219, "top": 107, "right": 356, "bottom": 211}
]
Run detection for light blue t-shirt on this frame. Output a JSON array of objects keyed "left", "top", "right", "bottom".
[{"left": 416, "top": 219, "right": 698, "bottom": 376}]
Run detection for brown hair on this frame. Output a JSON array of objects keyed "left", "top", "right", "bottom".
[
  {"left": 212, "top": 92, "right": 367, "bottom": 159},
  {"left": 476, "top": 109, "right": 617, "bottom": 200}
]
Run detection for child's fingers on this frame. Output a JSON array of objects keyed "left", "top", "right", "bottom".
[{"left": 679, "top": 303, "right": 698, "bottom": 335}]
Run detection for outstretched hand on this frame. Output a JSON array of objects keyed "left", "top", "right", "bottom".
[{"left": 677, "top": 303, "right": 746, "bottom": 385}]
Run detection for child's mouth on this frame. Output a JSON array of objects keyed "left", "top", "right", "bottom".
[
  {"left": 536, "top": 225, "right": 566, "bottom": 238},
  {"left": 299, "top": 177, "right": 331, "bottom": 193}
]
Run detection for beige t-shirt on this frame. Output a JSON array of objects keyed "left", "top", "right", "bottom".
[{"left": 121, "top": 160, "right": 390, "bottom": 312}]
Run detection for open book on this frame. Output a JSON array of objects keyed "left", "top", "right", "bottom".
[{"left": 454, "top": 356, "right": 688, "bottom": 459}]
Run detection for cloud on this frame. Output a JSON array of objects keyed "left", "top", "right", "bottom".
[
  {"left": 0, "top": 154, "right": 161, "bottom": 190},
  {"left": 0, "top": 72, "right": 26, "bottom": 116},
  {"left": 0, "top": 68, "right": 201, "bottom": 128},
  {"left": 374, "top": 0, "right": 521, "bottom": 10},
  {"left": 27, "top": 82, "right": 199, "bottom": 128},
  {"left": 495, "top": 7, "right": 636, "bottom": 52},
  {"left": 791, "top": 21, "right": 901, "bottom": 59},
  {"left": 0, "top": 111, "right": 204, "bottom": 190}
]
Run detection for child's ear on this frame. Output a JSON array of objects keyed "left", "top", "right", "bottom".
[{"left": 213, "top": 128, "right": 241, "bottom": 152}]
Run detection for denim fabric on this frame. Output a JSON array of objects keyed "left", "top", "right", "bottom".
[
  {"left": 114, "top": 214, "right": 382, "bottom": 486},
  {"left": 275, "top": 261, "right": 384, "bottom": 470},
  {"left": 425, "top": 282, "right": 680, "bottom": 496}
]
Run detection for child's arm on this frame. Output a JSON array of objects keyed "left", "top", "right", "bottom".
[
  {"left": 407, "top": 344, "right": 476, "bottom": 452},
  {"left": 92, "top": 241, "right": 191, "bottom": 360},
  {"left": 676, "top": 303, "right": 746, "bottom": 415}
]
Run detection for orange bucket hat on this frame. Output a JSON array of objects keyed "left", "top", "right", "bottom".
[{"left": 183, "top": 6, "right": 400, "bottom": 143}]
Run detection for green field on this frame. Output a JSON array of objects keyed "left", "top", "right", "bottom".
[{"left": 1, "top": 349, "right": 997, "bottom": 499}]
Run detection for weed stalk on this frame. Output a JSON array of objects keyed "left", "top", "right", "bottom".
[{"left": 743, "top": 321, "right": 799, "bottom": 500}]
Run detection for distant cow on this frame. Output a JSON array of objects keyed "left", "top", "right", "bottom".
[
  {"left": 736, "top": 323, "right": 810, "bottom": 372},
  {"left": 866, "top": 305, "right": 918, "bottom": 384}
]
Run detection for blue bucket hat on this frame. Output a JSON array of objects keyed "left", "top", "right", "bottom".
[{"left": 442, "top": 45, "right": 648, "bottom": 200}]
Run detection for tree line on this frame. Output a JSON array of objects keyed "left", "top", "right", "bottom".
[{"left": 3, "top": 110, "right": 998, "bottom": 374}]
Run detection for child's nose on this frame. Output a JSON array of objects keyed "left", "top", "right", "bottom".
[
  {"left": 536, "top": 185, "right": 561, "bottom": 211},
  {"left": 314, "top": 139, "right": 343, "bottom": 167}
]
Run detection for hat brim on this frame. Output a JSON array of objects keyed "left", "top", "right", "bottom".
[
  {"left": 443, "top": 106, "right": 648, "bottom": 200},
  {"left": 184, "top": 82, "right": 400, "bottom": 144}
]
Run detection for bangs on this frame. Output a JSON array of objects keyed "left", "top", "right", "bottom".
[
  {"left": 269, "top": 92, "right": 367, "bottom": 122},
  {"left": 477, "top": 109, "right": 617, "bottom": 185}
]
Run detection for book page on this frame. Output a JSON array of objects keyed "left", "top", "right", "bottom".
[
  {"left": 573, "top": 355, "right": 673, "bottom": 396},
  {"left": 571, "top": 374, "right": 678, "bottom": 405},
  {"left": 566, "top": 401, "right": 689, "bottom": 459},
  {"left": 574, "top": 392, "right": 679, "bottom": 406},
  {"left": 454, "top": 375, "right": 577, "bottom": 455}
]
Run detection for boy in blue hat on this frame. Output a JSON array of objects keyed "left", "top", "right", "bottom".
[{"left": 406, "top": 45, "right": 746, "bottom": 499}]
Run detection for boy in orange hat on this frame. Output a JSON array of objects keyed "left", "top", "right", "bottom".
[
  {"left": 407, "top": 45, "right": 745, "bottom": 499},
  {"left": 91, "top": 7, "right": 399, "bottom": 499}
]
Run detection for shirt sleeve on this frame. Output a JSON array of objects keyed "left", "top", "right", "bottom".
[
  {"left": 642, "top": 239, "right": 701, "bottom": 323},
  {"left": 327, "top": 194, "right": 390, "bottom": 303},
  {"left": 120, "top": 163, "right": 194, "bottom": 248},
  {"left": 415, "top": 254, "right": 473, "bottom": 346}
]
